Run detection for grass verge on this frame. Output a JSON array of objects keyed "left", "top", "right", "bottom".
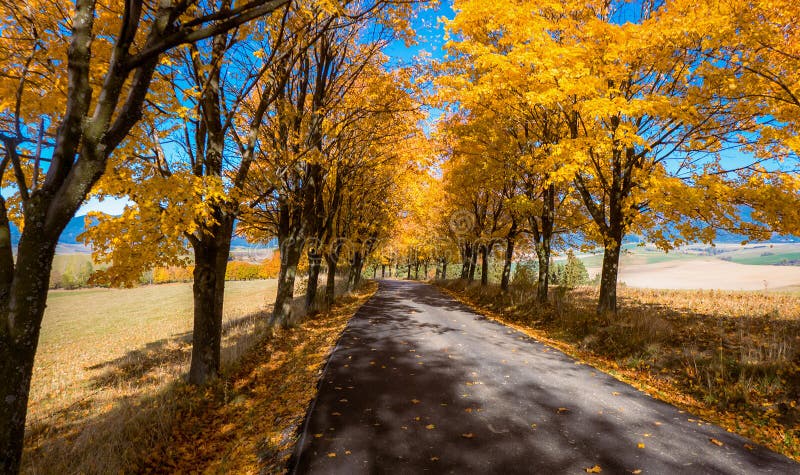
[
  {"left": 22, "top": 278, "right": 374, "bottom": 474},
  {"left": 140, "top": 281, "right": 377, "bottom": 473},
  {"left": 435, "top": 280, "right": 800, "bottom": 462}
]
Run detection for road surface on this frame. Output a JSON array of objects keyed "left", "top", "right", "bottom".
[{"left": 291, "top": 280, "right": 798, "bottom": 474}]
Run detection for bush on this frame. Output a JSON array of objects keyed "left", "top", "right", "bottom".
[
  {"left": 153, "top": 266, "right": 193, "bottom": 284},
  {"left": 259, "top": 251, "right": 281, "bottom": 279},
  {"left": 225, "top": 261, "right": 262, "bottom": 281},
  {"left": 550, "top": 251, "right": 589, "bottom": 288}
]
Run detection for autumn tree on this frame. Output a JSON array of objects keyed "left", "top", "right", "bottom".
[
  {"left": 0, "top": 0, "right": 295, "bottom": 470},
  {"left": 441, "top": 0, "right": 764, "bottom": 314},
  {"left": 81, "top": 4, "right": 312, "bottom": 385}
]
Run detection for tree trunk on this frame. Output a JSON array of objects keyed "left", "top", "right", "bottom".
[
  {"left": 460, "top": 242, "right": 471, "bottom": 279},
  {"left": 1, "top": 228, "right": 57, "bottom": 474},
  {"left": 188, "top": 218, "right": 233, "bottom": 385},
  {"left": 349, "top": 251, "right": 363, "bottom": 290},
  {"left": 272, "top": 239, "right": 303, "bottom": 327},
  {"left": 406, "top": 260, "right": 411, "bottom": 279},
  {"left": 372, "top": 266, "right": 377, "bottom": 279},
  {"left": 535, "top": 242, "right": 551, "bottom": 304},
  {"left": 597, "top": 233, "right": 623, "bottom": 314},
  {"left": 500, "top": 237, "right": 515, "bottom": 292},
  {"left": 324, "top": 254, "right": 338, "bottom": 308},
  {"left": 305, "top": 254, "right": 322, "bottom": 313},
  {"left": 423, "top": 262, "right": 428, "bottom": 280},
  {"left": 441, "top": 259, "right": 448, "bottom": 280},
  {"left": 467, "top": 245, "right": 478, "bottom": 283},
  {"left": 381, "top": 264, "right": 385, "bottom": 278},
  {"left": 480, "top": 245, "right": 490, "bottom": 286},
  {"left": 414, "top": 261, "right": 420, "bottom": 280}
]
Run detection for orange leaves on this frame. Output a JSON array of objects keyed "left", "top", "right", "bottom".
[{"left": 585, "top": 464, "right": 602, "bottom": 473}]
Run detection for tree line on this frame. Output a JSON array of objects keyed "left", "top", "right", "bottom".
[
  {"left": 383, "top": 0, "right": 799, "bottom": 316},
  {"left": 0, "top": 0, "right": 426, "bottom": 471}
]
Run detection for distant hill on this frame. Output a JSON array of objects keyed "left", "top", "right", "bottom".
[{"left": 8, "top": 215, "right": 261, "bottom": 251}]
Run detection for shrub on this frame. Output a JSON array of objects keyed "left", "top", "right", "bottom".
[{"left": 260, "top": 251, "right": 281, "bottom": 279}]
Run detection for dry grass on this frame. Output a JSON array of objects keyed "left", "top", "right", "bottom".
[
  {"left": 23, "top": 280, "right": 279, "bottom": 473},
  {"left": 438, "top": 279, "right": 800, "bottom": 461}
]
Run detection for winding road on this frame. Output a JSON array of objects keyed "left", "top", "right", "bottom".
[{"left": 291, "top": 280, "right": 798, "bottom": 474}]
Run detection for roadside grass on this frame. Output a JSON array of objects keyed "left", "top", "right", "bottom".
[
  {"left": 437, "top": 279, "right": 800, "bottom": 461},
  {"left": 23, "top": 280, "right": 278, "bottom": 473}
]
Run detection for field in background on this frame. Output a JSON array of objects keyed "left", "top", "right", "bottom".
[
  {"left": 568, "top": 243, "right": 800, "bottom": 291},
  {"left": 24, "top": 280, "right": 278, "bottom": 473}
]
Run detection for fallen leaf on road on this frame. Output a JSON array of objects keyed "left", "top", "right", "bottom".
[
  {"left": 631, "top": 470, "right": 642, "bottom": 474},
  {"left": 585, "top": 465, "right": 602, "bottom": 473},
  {"left": 327, "top": 453, "right": 336, "bottom": 458},
  {"left": 710, "top": 438, "right": 724, "bottom": 446},
  {"left": 461, "top": 433, "right": 475, "bottom": 438},
  {"left": 637, "top": 443, "right": 645, "bottom": 449},
  {"left": 331, "top": 412, "right": 341, "bottom": 416},
  {"left": 426, "top": 424, "right": 435, "bottom": 430},
  {"left": 314, "top": 433, "right": 323, "bottom": 438},
  {"left": 612, "top": 392, "right": 620, "bottom": 396},
  {"left": 345, "top": 450, "right": 351, "bottom": 455},
  {"left": 430, "top": 456, "right": 439, "bottom": 461},
  {"left": 557, "top": 407, "right": 570, "bottom": 414},
  {"left": 744, "top": 444, "right": 754, "bottom": 450},
  {"left": 411, "top": 399, "right": 420, "bottom": 404}
]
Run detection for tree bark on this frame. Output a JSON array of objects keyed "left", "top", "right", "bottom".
[
  {"left": 1, "top": 224, "right": 57, "bottom": 474},
  {"left": 441, "top": 259, "right": 448, "bottom": 280},
  {"left": 272, "top": 238, "right": 303, "bottom": 327},
  {"left": 406, "top": 260, "right": 412, "bottom": 279},
  {"left": 460, "top": 242, "right": 471, "bottom": 279},
  {"left": 188, "top": 217, "right": 233, "bottom": 385},
  {"left": 324, "top": 253, "right": 338, "bottom": 308},
  {"left": 501, "top": 237, "right": 515, "bottom": 292},
  {"left": 597, "top": 232, "right": 623, "bottom": 314},
  {"left": 414, "top": 261, "right": 420, "bottom": 280},
  {"left": 381, "top": 264, "right": 385, "bottom": 278},
  {"left": 467, "top": 245, "right": 478, "bottom": 283},
  {"left": 305, "top": 254, "right": 322, "bottom": 313},
  {"left": 349, "top": 251, "right": 363, "bottom": 290},
  {"left": 480, "top": 244, "right": 490, "bottom": 286}
]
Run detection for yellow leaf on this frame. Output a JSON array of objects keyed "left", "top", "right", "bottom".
[
  {"left": 585, "top": 465, "right": 602, "bottom": 473},
  {"left": 425, "top": 424, "right": 435, "bottom": 430}
]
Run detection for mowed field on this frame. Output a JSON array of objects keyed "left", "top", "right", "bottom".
[
  {"left": 580, "top": 243, "right": 800, "bottom": 291},
  {"left": 25, "top": 279, "right": 277, "bottom": 467}
]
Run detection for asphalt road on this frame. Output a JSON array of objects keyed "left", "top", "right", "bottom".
[{"left": 291, "top": 280, "right": 798, "bottom": 474}]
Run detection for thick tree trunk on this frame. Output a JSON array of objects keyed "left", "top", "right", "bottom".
[
  {"left": 324, "top": 254, "right": 338, "bottom": 308},
  {"left": 349, "top": 251, "right": 363, "bottom": 290},
  {"left": 381, "top": 264, "right": 385, "bottom": 278},
  {"left": 272, "top": 239, "right": 303, "bottom": 327},
  {"left": 188, "top": 219, "right": 232, "bottom": 385},
  {"left": 1, "top": 228, "right": 57, "bottom": 474},
  {"left": 480, "top": 245, "right": 490, "bottom": 286},
  {"left": 597, "top": 234, "right": 623, "bottom": 314},
  {"left": 406, "top": 261, "right": 411, "bottom": 279},
  {"left": 414, "top": 261, "right": 420, "bottom": 280},
  {"left": 500, "top": 237, "right": 515, "bottom": 292},
  {"left": 441, "top": 259, "right": 448, "bottom": 280},
  {"left": 305, "top": 255, "right": 322, "bottom": 313},
  {"left": 423, "top": 262, "right": 428, "bottom": 280}
]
